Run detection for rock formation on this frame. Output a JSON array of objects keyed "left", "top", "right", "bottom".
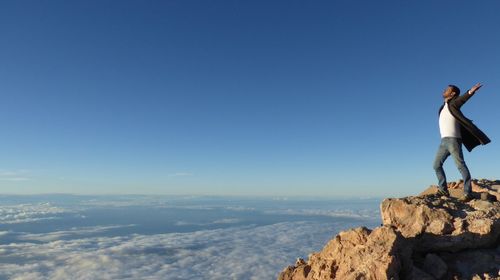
[{"left": 278, "top": 179, "right": 500, "bottom": 280}]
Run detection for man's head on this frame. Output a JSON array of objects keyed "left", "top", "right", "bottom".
[{"left": 443, "top": 85, "right": 460, "bottom": 100}]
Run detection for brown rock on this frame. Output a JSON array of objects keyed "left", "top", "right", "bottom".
[
  {"left": 490, "top": 185, "right": 500, "bottom": 192},
  {"left": 380, "top": 196, "right": 454, "bottom": 238},
  {"left": 278, "top": 226, "right": 410, "bottom": 280},
  {"left": 438, "top": 247, "right": 500, "bottom": 279},
  {"left": 381, "top": 193, "right": 500, "bottom": 252},
  {"left": 420, "top": 180, "right": 500, "bottom": 201},
  {"left": 279, "top": 179, "right": 500, "bottom": 280}
]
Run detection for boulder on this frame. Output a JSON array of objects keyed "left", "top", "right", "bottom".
[
  {"left": 278, "top": 226, "right": 411, "bottom": 280},
  {"left": 381, "top": 193, "right": 500, "bottom": 252}
]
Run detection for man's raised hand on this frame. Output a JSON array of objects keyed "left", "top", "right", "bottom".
[{"left": 470, "top": 83, "right": 483, "bottom": 94}]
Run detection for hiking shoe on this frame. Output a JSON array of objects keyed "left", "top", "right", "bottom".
[{"left": 436, "top": 188, "right": 450, "bottom": 197}]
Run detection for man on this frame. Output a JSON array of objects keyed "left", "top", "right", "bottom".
[{"left": 433, "top": 83, "right": 491, "bottom": 201}]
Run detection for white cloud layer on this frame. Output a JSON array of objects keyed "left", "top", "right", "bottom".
[
  {"left": 0, "top": 203, "right": 71, "bottom": 224},
  {"left": 0, "top": 196, "right": 380, "bottom": 279},
  {"left": 0, "top": 221, "right": 372, "bottom": 280},
  {"left": 17, "top": 225, "right": 137, "bottom": 242},
  {"left": 264, "top": 208, "right": 380, "bottom": 219}
]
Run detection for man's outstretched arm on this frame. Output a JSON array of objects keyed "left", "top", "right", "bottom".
[
  {"left": 468, "top": 83, "right": 482, "bottom": 95},
  {"left": 455, "top": 82, "right": 483, "bottom": 106}
]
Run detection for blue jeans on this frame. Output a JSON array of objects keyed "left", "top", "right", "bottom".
[{"left": 433, "top": 137, "right": 471, "bottom": 194}]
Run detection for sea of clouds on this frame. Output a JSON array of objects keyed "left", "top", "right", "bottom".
[{"left": 0, "top": 195, "right": 381, "bottom": 280}]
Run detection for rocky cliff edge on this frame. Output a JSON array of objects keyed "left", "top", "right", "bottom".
[{"left": 278, "top": 179, "right": 500, "bottom": 280}]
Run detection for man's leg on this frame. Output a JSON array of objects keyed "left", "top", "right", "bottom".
[
  {"left": 449, "top": 138, "right": 472, "bottom": 195},
  {"left": 433, "top": 138, "right": 451, "bottom": 191}
]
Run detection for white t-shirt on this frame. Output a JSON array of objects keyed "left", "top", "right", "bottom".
[{"left": 439, "top": 102, "right": 461, "bottom": 138}]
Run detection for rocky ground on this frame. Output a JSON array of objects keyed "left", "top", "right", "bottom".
[{"left": 278, "top": 179, "right": 500, "bottom": 280}]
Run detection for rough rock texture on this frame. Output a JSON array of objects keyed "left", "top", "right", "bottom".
[
  {"left": 278, "top": 179, "right": 500, "bottom": 280},
  {"left": 419, "top": 179, "right": 500, "bottom": 202},
  {"left": 381, "top": 194, "right": 500, "bottom": 252},
  {"left": 279, "top": 226, "right": 411, "bottom": 280}
]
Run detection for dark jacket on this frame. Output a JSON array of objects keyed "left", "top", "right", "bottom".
[{"left": 439, "top": 92, "right": 491, "bottom": 152}]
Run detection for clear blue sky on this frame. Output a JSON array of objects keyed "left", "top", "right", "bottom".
[{"left": 1, "top": 0, "right": 499, "bottom": 196}]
